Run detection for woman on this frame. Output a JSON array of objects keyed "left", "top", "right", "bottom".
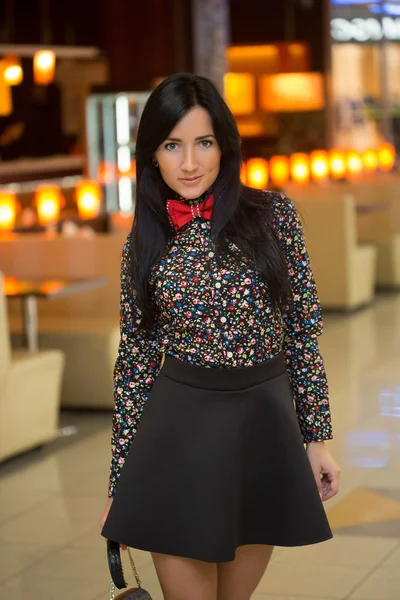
[{"left": 101, "top": 73, "right": 340, "bottom": 600}]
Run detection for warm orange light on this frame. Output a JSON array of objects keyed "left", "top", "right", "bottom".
[
  {"left": 35, "top": 185, "right": 63, "bottom": 226},
  {"left": 76, "top": 180, "right": 102, "bottom": 220},
  {"left": 240, "top": 162, "right": 247, "bottom": 185},
  {"left": 310, "top": 150, "right": 329, "bottom": 182},
  {"left": 118, "top": 159, "right": 136, "bottom": 179},
  {"left": 226, "top": 43, "right": 309, "bottom": 74},
  {"left": 97, "top": 161, "right": 116, "bottom": 185},
  {"left": 346, "top": 151, "right": 363, "bottom": 178},
  {"left": 259, "top": 73, "right": 324, "bottom": 112},
  {"left": 2, "top": 57, "right": 23, "bottom": 86},
  {"left": 247, "top": 158, "right": 269, "bottom": 190},
  {"left": 269, "top": 155, "right": 290, "bottom": 187},
  {"left": 224, "top": 73, "right": 256, "bottom": 116},
  {"left": 0, "top": 63, "right": 12, "bottom": 116},
  {"left": 378, "top": 142, "right": 395, "bottom": 172},
  {"left": 237, "top": 118, "right": 265, "bottom": 137},
  {"left": 3, "top": 277, "right": 20, "bottom": 295},
  {"left": 227, "top": 45, "right": 280, "bottom": 60},
  {"left": 0, "top": 190, "right": 18, "bottom": 231},
  {"left": 362, "top": 149, "right": 378, "bottom": 173},
  {"left": 328, "top": 150, "right": 346, "bottom": 180},
  {"left": 290, "top": 153, "right": 310, "bottom": 184},
  {"left": 286, "top": 44, "right": 308, "bottom": 72},
  {"left": 288, "top": 44, "right": 305, "bottom": 57},
  {"left": 34, "top": 50, "right": 56, "bottom": 85}
]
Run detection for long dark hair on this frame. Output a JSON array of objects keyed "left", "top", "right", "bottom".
[{"left": 130, "top": 73, "right": 291, "bottom": 328}]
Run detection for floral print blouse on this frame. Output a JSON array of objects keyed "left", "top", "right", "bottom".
[{"left": 108, "top": 192, "right": 333, "bottom": 497}]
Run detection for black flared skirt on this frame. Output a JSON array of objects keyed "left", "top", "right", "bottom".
[{"left": 102, "top": 353, "right": 332, "bottom": 563}]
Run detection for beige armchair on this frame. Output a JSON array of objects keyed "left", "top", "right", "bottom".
[
  {"left": 0, "top": 273, "right": 65, "bottom": 462},
  {"left": 288, "top": 194, "right": 377, "bottom": 311},
  {"left": 285, "top": 176, "right": 400, "bottom": 288}
]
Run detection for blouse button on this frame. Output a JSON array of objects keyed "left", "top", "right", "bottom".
[
  {"left": 220, "top": 316, "right": 227, "bottom": 323},
  {"left": 216, "top": 282, "right": 221, "bottom": 289},
  {"left": 208, "top": 251, "right": 214, "bottom": 258},
  {"left": 227, "top": 351, "right": 233, "bottom": 358}
]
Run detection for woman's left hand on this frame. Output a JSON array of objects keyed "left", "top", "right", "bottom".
[{"left": 306, "top": 442, "right": 341, "bottom": 502}]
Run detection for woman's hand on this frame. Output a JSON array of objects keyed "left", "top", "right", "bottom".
[
  {"left": 100, "top": 497, "right": 127, "bottom": 550},
  {"left": 306, "top": 441, "right": 341, "bottom": 502}
]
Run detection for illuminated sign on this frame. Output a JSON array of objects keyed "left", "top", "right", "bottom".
[
  {"left": 331, "top": 1, "right": 375, "bottom": 4},
  {"left": 331, "top": 16, "right": 400, "bottom": 41},
  {"left": 332, "top": 0, "right": 400, "bottom": 6}
]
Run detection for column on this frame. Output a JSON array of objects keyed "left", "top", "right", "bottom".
[{"left": 192, "top": 0, "right": 230, "bottom": 92}]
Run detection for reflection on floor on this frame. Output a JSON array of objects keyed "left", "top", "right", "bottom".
[{"left": 1, "top": 293, "right": 400, "bottom": 600}]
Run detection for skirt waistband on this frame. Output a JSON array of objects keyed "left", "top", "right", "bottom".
[{"left": 160, "top": 352, "right": 287, "bottom": 391}]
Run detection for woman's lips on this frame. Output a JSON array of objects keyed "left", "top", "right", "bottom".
[{"left": 179, "top": 176, "right": 203, "bottom": 185}]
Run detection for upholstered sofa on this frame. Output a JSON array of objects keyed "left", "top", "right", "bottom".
[{"left": 0, "top": 273, "right": 65, "bottom": 462}]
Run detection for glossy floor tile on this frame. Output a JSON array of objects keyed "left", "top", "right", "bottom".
[
  {"left": 255, "top": 560, "right": 371, "bottom": 599},
  {"left": 1, "top": 293, "right": 400, "bottom": 599}
]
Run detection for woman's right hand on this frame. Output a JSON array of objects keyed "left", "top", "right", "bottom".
[
  {"left": 100, "top": 497, "right": 113, "bottom": 528},
  {"left": 100, "top": 497, "right": 127, "bottom": 550}
]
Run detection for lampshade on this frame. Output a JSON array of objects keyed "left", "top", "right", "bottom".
[
  {"left": 269, "top": 155, "right": 290, "bottom": 188},
  {"left": 34, "top": 50, "right": 56, "bottom": 85},
  {"left": 246, "top": 158, "right": 269, "bottom": 190},
  {"left": 328, "top": 150, "right": 346, "bottom": 180},
  {"left": 2, "top": 56, "right": 23, "bottom": 86},
  {"left": 35, "top": 185, "right": 63, "bottom": 226},
  {"left": 227, "top": 44, "right": 280, "bottom": 74},
  {"left": 362, "top": 149, "right": 378, "bottom": 173},
  {"left": 259, "top": 73, "right": 324, "bottom": 113},
  {"left": 76, "top": 180, "right": 102, "bottom": 220},
  {"left": 0, "top": 190, "right": 18, "bottom": 231},
  {"left": 224, "top": 73, "right": 256, "bottom": 116},
  {"left": 378, "top": 143, "right": 395, "bottom": 172},
  {"left": 346, "top": 151, "right": 363, "bottom": 178},
  {"left": 290, "top": 153, "right": 310, "bottom": 184},
  {"left": 227, "top": 42, "right": 309, "bottom": 75},
  {"left": 310, "top": 150, "right": 329, "bottom": 182}
]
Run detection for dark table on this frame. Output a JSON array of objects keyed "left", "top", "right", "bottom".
[{"left": 3, "top": 276, "right": 107, "bottom": 352}]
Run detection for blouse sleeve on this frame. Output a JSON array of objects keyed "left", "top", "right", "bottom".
[
  {"left": 108, "top": 234, "right": 163, "bottom": 497},
  {"left": 272, "top": 194, "right": 333, "bottom": 443}
]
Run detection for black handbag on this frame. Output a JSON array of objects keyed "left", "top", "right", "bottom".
[{"left": 107, "top": 539, "right": 153, "bottom": 600}]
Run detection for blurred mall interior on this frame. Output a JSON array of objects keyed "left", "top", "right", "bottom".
[{"left": 1, "top": 0, "right": 400, "bottom": 598}]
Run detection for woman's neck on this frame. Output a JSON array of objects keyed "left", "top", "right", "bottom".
[{"left": 171, "top": 188, "right": 212, "bottom": 206}]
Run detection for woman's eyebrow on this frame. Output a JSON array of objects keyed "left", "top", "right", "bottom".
[{"left": 165, "top": 134, "right": 216, "bottom": 142}]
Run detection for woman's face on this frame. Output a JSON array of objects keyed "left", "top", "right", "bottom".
[{"left": 154, "top": 106, "right": 221, "bottom": 199}]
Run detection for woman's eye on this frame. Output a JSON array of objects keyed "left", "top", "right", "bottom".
[
  {"left": 199, "top": 140, "right": 213, "bottom": 148},
  {"left": 165, "top": 143, "right": 178, "bottom": 151}
]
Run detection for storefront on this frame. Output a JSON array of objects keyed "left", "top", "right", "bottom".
[{"left": 329, "top": 0, "right": 400, "bottom": 151}]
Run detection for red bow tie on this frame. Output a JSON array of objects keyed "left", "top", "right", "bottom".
[{"left": 166, "top": 194, "right": 214, "bottom": 230}]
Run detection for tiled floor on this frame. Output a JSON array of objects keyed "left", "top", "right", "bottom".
[{"left": 1, "top": 293, "right": 400, "bottom": 599}]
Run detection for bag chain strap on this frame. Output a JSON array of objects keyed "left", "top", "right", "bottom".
[{"left": 109, "top": 548, "right": 142, "bottom": 600}]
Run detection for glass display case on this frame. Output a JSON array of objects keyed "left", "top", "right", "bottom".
[{"left": 85, "top": 91, "right": 150, "bottom": 213}]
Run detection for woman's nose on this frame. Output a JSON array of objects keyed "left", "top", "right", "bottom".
[{"left": 181, "top": 148, "right": 198, "bottom": 172}]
